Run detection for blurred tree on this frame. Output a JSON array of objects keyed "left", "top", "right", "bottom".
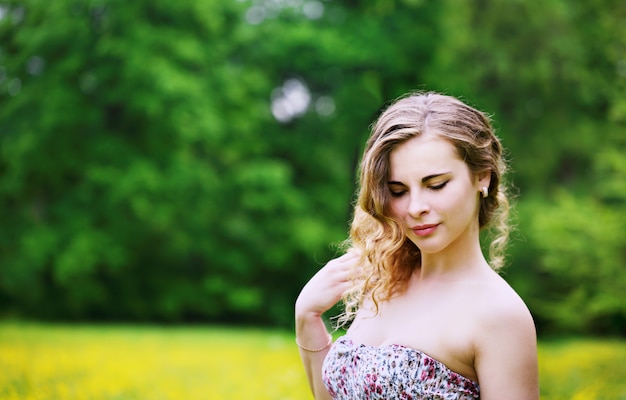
[
  {"left": 0, "top": 0, "right": 624, "bottom": 334},
  {"left": 0, "top": 0, "right": 307, "bottom": 323}
]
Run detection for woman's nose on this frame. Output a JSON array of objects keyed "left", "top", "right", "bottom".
[{"left": 407, "top": 191, "right": 430, "bottom": 217}]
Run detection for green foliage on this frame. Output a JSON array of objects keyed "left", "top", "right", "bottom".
[
  {"left": 0, "top": 0, "right": 624, "bottom": 333},
  {"left": 527, "top": 192, "right": 626, "bottom": 333}
]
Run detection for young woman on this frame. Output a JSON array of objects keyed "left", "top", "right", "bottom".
[{"left": 295, "top": 92, "right": 539, "bottom": 399}]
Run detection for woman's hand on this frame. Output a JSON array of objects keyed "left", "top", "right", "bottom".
[
  {"left": 295, "top": 250, "right": 360, "bottom": 319},
  {"left": 295, "top": 250, "right": 361, "bottom": 399}
]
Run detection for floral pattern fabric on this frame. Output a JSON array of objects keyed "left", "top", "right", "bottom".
[{"left": 322, "top": 336, "right": 480, "bottom": 400}]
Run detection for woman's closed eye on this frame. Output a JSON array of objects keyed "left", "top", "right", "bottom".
[
  {"left": 388, "top": 183, "right": 407, "bottom": 197},
  {"left": 389, "top": 189, "right": 406, "bottom": 197},
  {"left": 429, "top": 181, "right": 449, "bottom": 191}
]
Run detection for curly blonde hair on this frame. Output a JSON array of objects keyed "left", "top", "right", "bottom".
[{"left": 337, "top": 92, "right": 511, "bottom": 327}]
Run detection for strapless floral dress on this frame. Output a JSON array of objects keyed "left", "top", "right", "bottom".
[{"left": 322, "top": 337, "right": 479, "bottom": 399}]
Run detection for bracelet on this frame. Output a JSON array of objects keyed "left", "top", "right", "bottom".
[{"left": 296, "top": 333, "right": 333, "bottom": 352}]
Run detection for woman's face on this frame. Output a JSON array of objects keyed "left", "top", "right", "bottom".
[{"left": 387, "top": 134, "right": 489, "bottom": 256}]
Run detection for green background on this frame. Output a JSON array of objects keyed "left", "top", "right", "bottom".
[{"left": 1, "top": 0, "right": 624, "bottom": 336}]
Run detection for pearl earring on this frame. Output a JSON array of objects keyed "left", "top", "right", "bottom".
[{"left": 481, "top": 187, "right": 489, "bottom": 198}]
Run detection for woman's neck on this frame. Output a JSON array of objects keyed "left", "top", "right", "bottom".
[{"left": 417, "top": 227, "right": 488, "bottom": 281}]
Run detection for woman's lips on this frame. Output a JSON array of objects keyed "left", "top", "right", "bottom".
[{"left": 411, "top": 224, "right": 439, "bottom": 237}]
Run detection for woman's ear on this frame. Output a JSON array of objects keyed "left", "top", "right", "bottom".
[{"left": 476, "top": 170, "right": 492, "bottom": 192}]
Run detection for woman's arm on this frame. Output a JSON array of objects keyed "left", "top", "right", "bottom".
[
  {"left": 295, "top": 312, "right": 333, "bottom": 399},
  {"left": 295, "top": 252, "right": 358, "bottom": 399},
  {"left": 474, "top": 296, "right": 539, "bottom": 399}
]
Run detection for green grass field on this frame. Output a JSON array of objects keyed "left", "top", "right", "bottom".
[{"left": 1, "top": 322, "right": 625, "bottom": 399}]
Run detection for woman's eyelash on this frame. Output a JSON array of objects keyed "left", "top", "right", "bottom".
[
  {"left": 430, "top": 181, "right": 448, "bottom": 190},
  {"left": 389, "top": 181, "right": 448, "bottom": 196},
  {"left": 389, "top": 190, "right": 406, "bottom": 197}
]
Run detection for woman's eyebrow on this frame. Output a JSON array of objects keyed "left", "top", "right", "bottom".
[
  {"left": 421, "top": 172, "right": 450, "bottom": 183},
  {"left": 388, "top": 172, "right": 450, "bottom": 186}
]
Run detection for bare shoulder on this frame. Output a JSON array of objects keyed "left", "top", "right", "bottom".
[
  {"left": 471, "top": 271, "right": 536, "bottom": 350},
  {"left": 471, "top": 271, "right": 539, "bottom": 399},
  {"left": 475, "top": 272, "right": 535, "bottom": 329}
]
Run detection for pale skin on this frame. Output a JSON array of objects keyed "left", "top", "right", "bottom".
[{"left": 295, "top": 134, "right": 539, "bottom": 399}]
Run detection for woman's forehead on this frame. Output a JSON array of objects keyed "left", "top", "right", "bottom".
[{"left": 388, "top": 136, "right": 466, "bottom": 180}]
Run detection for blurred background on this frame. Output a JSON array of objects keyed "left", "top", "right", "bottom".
[{"left": 1, "top": 0, "right": 625, "bottom": 338}]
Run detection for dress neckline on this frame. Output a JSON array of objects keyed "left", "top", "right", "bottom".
[{"left": 337, "top": 336, "right": 479, "bottom": 386}]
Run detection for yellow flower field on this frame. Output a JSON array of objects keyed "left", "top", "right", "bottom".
[
  {"left": 538, "top": 337, "right": 626, "bottom": 400},
  {"left": 0, "top": 322, "right": 625, "bottom": 399}
]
